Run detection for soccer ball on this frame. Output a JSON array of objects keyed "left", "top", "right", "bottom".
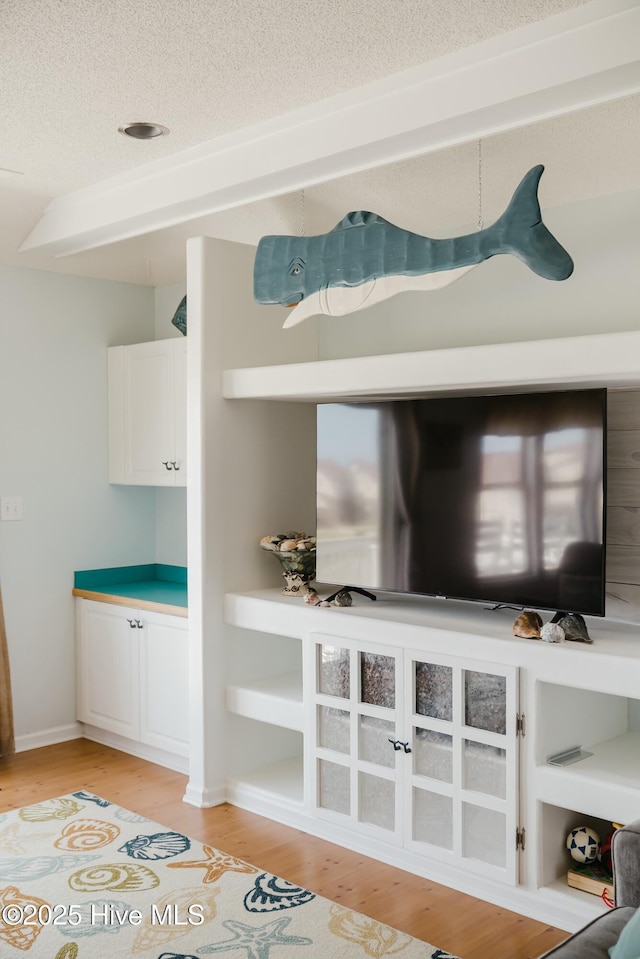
[{"left": 566, "top": 825, "right": 600, "bottom": 863}]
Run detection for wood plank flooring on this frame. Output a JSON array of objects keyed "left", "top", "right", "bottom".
[{"left": 0, "top": 740, "right": 569, "bottom": 959}]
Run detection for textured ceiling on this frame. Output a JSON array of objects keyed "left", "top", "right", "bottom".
[{"left": 1, "top": 0, "right": 638, "bottom": 285}]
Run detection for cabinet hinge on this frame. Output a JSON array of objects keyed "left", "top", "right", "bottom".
[
  {"left": 516, "top": 826, "right": 526, "bottom": 852},
  {"left": 516, "top": 712, "right": 526, "bottom": 737}
]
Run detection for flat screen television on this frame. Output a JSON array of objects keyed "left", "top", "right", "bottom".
[{"left": 316, "top": 388, "right": 607, "bottom": 616}]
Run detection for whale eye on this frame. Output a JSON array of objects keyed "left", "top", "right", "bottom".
[{"left": 288, "top": 257, "right": 305, "bottom": 278}]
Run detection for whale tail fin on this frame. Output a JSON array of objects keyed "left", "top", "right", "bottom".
[{"left": 491, "top": 165, "right": 574, "bottom": 280}]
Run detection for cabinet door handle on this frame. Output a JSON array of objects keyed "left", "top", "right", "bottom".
[
  {"left": 162, "top": 461, "right": 173, "bottom": 470},
  {"left": 388, "top": 738, "right": 402, "bottom": 751},
  {"left": 171, "top": 461, "right": 180, "bottom": 470},
  {"left": 127, "top": 619, "right": 137, "bottom": 628},
  {"left": 135, "top": 619, "right": 144, "bottom": 628},
  {"left": 401, "top": 741, "right": 412, "bottom": 754}
]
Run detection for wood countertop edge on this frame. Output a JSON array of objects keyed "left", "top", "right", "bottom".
[{"left": 72, "top": 588, "right": 188, "bottom": 618}]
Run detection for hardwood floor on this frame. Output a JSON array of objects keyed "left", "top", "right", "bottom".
[{"left": 0, "top": 740, "right": 569, "bottom": 959}]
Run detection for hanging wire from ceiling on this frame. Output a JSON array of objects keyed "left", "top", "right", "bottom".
[{"left": 477, "top": 138, "right": 484, "bottom": 230}]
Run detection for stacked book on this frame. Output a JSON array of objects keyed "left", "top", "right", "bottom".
[{"left": 567, "top": 861, "right": 614, "bottom": 899}]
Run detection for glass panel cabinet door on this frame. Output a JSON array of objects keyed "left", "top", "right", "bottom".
[
  {"left": 309, "top": 634, "right": 403, "bottom": 845},
  {"left": 405, "top": 650, "right": 518, "bottom": 885}
]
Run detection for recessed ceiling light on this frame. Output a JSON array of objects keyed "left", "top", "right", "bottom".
[{"left": 118, "top": 122, "right": 170, "bottom": 140}]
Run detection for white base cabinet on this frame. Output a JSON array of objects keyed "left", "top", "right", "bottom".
[
  {"left": 222, "top": 589, "right": 640, "bottom": 932},
  {"left": 309, "top": 633, "right": 519, "bottom": 886},
  {"left": 76, "top": 599, "right": 189, "bottom": 763},
  {"left": 108, "top": 337, "right": 187, "bottom": 486}
]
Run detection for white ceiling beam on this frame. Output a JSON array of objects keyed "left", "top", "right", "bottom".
[{"left": 21, "top": 0, "right": 640, "bottom": 257}]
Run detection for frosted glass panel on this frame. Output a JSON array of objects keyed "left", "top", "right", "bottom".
[
  {"left": 359, "top": 715, "right": 395, "bottom": 768},
  {"left": 359, "top": 772, "right": 395, "bottom": 831},
  {"left": 463, "top": 803, "right": 506, "bottom": 868},
  {"left": 318, "top": 759, "right": 350, "bottom": 815},
  {"left": 361, "top": 652, "right": 395, "bottom": 708},
  {"left": 318, "top": 706, "right": 350, "bottom": 754},
  {"left": 413, "top": 788, "right": 452, "bottom": 849},
  {"left": 464, "top": 740, "right": 506, "bottom": 798},
  {"left": 415, "top": 662, "right": 452, "bottom": 721},
  {"left": 465, "top": 670, "right": 506, "bottom": 734},
  {"left": 414, "top": 729, "right": 452, "bottom": 782},
  {"left": 319, "top": 645, "right": 350, "bottom": 699}
]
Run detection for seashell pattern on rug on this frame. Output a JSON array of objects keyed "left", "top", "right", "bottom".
[{"left": 119, "top": 831, "right": 191, "bottom": 860}]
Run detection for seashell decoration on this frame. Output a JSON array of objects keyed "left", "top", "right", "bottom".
[
  {"left": 19, "top": 798, "right": 82, "bottom": 823},
  {"left": 259, "top": 530, "right": 316, "bottom": 596},
  {"left": 512, "top": 610, "right": 543, "bottom": 639},
  {"left": 54, "top": 819, "right": 121, "bottom": 851},
  {"left": 540, "top": 622, "right": 565, "bottom": 643},
  {"left": 244, "top": 872, "right": 316, "bottom": 912},
  {"left": 259, "top": 532, "right": 316, "bottom": 553},
  {"left": 556, "top": 612, "right": 593, "bottom": 644},
  {"left": 131, "top": 885, "right": 219, "bottom": 951},
  {"left": 0, "top": 885, "right": 50, "bottom": 951},
  {"left": 118, "top": 831, "right": 191, "bottom": 861},
  {"left": 328, "top": 902, "right": 414, "bottom": 955},
  {"left": 68, "top": 862, "right": 160, "bottom": 892},
  {"left": 332, "top": 589, "right": 353, "bottom": 607}
]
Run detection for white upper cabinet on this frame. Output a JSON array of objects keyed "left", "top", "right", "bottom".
[{"left": 108, "top": 338, "right": 187, "bottom": 486}]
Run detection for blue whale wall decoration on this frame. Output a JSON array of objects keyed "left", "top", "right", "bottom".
[{"left": 253, "top": 164, "right": 573, "bottom": 327}]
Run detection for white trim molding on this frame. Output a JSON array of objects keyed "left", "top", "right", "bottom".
[{"left": 21, "top": 0, "right": 640, "bottom": 257}]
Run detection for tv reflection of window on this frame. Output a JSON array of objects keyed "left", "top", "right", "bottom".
[{"left": 475, "top": 427, "right": 599, "bottom": 579}]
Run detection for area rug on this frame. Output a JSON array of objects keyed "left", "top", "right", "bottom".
[{"left": 0, "top": 792, "right": 459, "bottom": 958}]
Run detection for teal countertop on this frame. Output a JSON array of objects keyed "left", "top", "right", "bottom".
[{"left": 73, "top": 564, "right": 187, "bottom": 611}]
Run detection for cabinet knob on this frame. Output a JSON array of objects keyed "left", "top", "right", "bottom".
[{"left": 162, "top": 461, "right": 174, "bottom": 470}]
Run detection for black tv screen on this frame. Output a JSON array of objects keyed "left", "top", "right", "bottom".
[{"left": 316, "top": 389, "right": 606, "bottom": 616}]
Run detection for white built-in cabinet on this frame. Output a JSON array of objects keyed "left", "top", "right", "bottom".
[
  {"left": 310, "top": 635, "right": 519, "bottom": 885},
  {"left": 222, "top": 590, "right": 640, "bottom": 932},
  {"left": 108, "top": 337, "right": 187, "bottom": 485},
  {"left": 76, "top": 599, "right": 189, "bottom": 767},
  {"left": 186, "top": 237, "right": 640, "bottom": 933}
]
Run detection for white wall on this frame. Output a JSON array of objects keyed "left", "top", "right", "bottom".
[
  {"left": 154, "top": 283, "right": 188, "bottom": 567},
  {"left": 0, "top": 264, "right": 156, "bottom": 744},
  {"left": 317, "top": 190, "right": 640, "bottom": 358}
]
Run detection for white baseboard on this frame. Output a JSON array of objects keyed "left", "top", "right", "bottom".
[
  {"left": 15, "top": 723, "right": 83, "bottom": 752},
  {"left": 81, "top": 726, "right": 189, "bottom": 774},
  {"left": 183, "top": 781, "right": 226, "bottom": 808}
]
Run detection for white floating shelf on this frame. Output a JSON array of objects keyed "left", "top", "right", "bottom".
[
  {"left": 223, "top": 332, "right": 640, "bottom": 402},
  {"left": 225, "top": 672, "right": 304, "bottom": 731},
  {"left": 536, "top": 731, "right": 640, "bottom": 824},
  {"left": 224, "top": 589, "right": 640, "bottom": 680}
]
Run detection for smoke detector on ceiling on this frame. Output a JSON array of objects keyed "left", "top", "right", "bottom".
[{"left": 118, "top": 122, "right": 170, "bottom": 140}]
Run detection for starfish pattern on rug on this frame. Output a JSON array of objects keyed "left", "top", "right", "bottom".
[
  {"left": 0, "top": 823, "right": 56, "bottom": 855},
  {"left": 166, "top": 845, "right": 258, "bottom": 883},
  {"left": 199, "top": 917, "right": 312, "bottom": 957}
]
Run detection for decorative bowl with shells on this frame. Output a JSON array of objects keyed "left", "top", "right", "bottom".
[{"left": 259, "top": 531, "right": 316, "bottom": 596}]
